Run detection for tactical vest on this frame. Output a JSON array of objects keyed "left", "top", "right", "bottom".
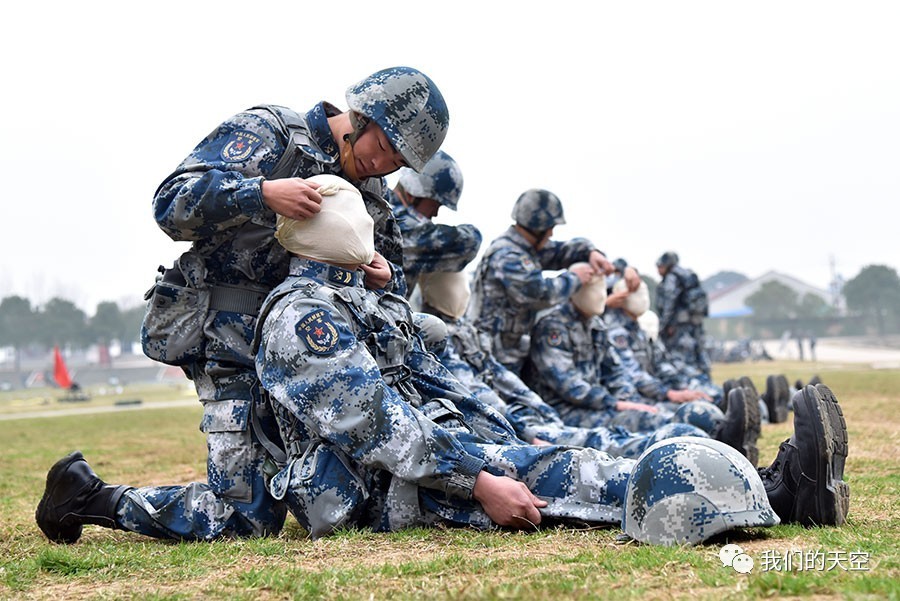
[
  {"left": 672, "top": 266, "right": 709, "bottom": 323},
  {"left": 254, "top": 274, "right": 423, "bottom": 405},
  {"left": 447, "top": 322, "right": 493, "bottom": 382}
]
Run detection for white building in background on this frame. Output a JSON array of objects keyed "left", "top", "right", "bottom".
[{"left": 708, "top": 270, "right": 833, "bottom": 319}]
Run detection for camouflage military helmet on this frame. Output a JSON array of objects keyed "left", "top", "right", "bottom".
[
  {"left": 346, "top": 66, "right": 449, "bottom": 172},
  {"left": 511, "top": 189, "right": 566, "bottom": 230},
  {"left": 656, "top": 251, "right": 679, "bottom": 268},
  {"left": 622, "top": 436, "right": 779, "bottom": 546},
  {"left": 397, "top": 150, "right": 464, "bottom": 210},
  {"left": 672, "top": 400, "right": 725, "bottom": 434}
]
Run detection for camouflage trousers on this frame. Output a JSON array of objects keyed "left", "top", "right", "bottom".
[
  {"left": 118, "top": 310, "right": 286, "bottom": 540},
  {"left": 554, "top": 400, "right": 724, "bottom": 435},
  {"left": 506, "top": 403, "right": 709, "bottom": 458},
  {"left": 269, "top": 432, "right": 637, "bottom": 539}
]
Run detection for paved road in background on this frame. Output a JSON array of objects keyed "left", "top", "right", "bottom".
[
  {"left": 761, "top": 338, "right": 900, "bottom": 368},
  {"left": 0, "top": 398, "right": 198, "bottom": 421}
]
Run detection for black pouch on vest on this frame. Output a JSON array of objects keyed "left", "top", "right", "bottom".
[{"left": 141, "top": 251, "right": 210, "bottom": 366}]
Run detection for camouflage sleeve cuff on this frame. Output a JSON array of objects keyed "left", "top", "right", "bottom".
[
  {"left": 564, "top": 271, "right": 582, "bottom": 291},
  {"left": 446, "top": 455, "right": 486, "bottom": 500},
  {"left": 235, "top": 177, "right": 266, "bottom": 215},
  {"left": 601, "top": 393, "right": 618, "bottom": 410},
  {"left": 587, "top": 389, "right": 617, "bottom": 410}
]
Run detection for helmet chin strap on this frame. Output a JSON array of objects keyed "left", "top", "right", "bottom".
[{"left": 340, "top": 112, "right": 370, "bottom": 181}]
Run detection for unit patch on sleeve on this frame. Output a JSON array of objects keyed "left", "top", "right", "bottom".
[
  {"left": 220, "top": 130, "right": 262, "bottom": 163},
  {"left": 295, "top": 309, "right": 341, "bottom": 355},
  {"left": 547, "top": 329, "right": 563, "bottom": 347}
]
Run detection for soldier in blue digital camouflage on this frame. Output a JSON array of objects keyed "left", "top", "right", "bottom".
[
  {"left": 388, "top": 150, "right": 481, "bottom": 296},
  {"left": 417, "top": 271, "right": 711, "bottom": 458},
  {"left": 522, "top": 266, "right": 762, "bottom": 465},
  {"left": 254, "top": 188, "right": 849, "bottom": 541},
  {"left": 655, "top": 251, "right": 712, "bottom": 376},
  {"left": 36, "top": 67, "right": 450, "bottom": 544},
  {"left": 468, "top": 189, "right": 641, "bottom": 375},
  {"left": 604, "top": 279, "right": 718, "bottom": 408},
  {"left": 630, "top": 302, "right": 790, "bottom": 425}
]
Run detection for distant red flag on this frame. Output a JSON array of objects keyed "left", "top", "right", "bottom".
[{"left": 53, "top": 346, "right": 73, "bottom": 389}]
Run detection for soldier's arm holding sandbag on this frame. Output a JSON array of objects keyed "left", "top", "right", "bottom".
[
  {"left": 403, "top": 220, "right": 482, "bottom": 275},
  {"left": 537, "top": 237, "right": 602, "bottom": 271},
  {"left": 153, "top": 108, "right": 319, "bottom": 241},
  {"left": 497, "top": 248, "right": 582, "bottom": 309},
  {"left": 257, "top": 295, "right": 485, "bottom": 500}
]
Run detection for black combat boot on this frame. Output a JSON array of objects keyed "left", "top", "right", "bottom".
[
  {"left": 720, "top": 379, "right": 738, "bottom": 412},
  {"left": 713, "top": 387, "right": 760, "bottom": 467},
  {"left": 35, "top": 451, "right": 132, "bottom": 544},
  {"left": 738, "top": 376, "right": 759, "bottom": 402},
  {"left": 763, "top": 374, "right": 790, "bottom": 423},
  {"left": 757, "top": 385, "right": 849, "bottom": 526}
]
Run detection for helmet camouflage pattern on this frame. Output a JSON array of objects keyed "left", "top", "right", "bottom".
[
  {"left": 622, "top": 437, "right": 779, "bottom": 546},
  {"left": 673, "top": 400, "right": 724, "bottom": 434},
  {"left": 346, "top": 66, "right": 449, "bottom": 172},
  {"left": 511, "top": 189, "right": 565, "bottom": 230},
  {"left": 397, "top": 150, "right": 464, "bottom": 210}
]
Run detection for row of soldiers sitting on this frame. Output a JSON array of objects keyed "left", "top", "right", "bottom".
[{"left": 36, "top": 140, "right": 849, "bottom": 547}]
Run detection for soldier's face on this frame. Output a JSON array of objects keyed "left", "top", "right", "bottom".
[
  {"left": 414, "top": 198, "right": 441, "bottom": 219},
  {"left": 352, "top": 123, "right": 407, "bottom": 178},
  {"left": 534, "top": 227, "right": 554, "bottom": 250}
]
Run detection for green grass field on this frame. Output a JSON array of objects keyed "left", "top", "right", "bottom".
[{"left": 1, "top": 362, "right": 897, "bottom": 600}]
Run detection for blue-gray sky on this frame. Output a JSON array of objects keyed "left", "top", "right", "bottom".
[{"left": 1, "top": 1, "right": 897, "bottom": 313}]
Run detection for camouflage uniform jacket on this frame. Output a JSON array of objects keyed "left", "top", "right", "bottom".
[
  {"left": 388, "top": 189, "right": 482, "bottom": 295},
  {"left": 655, "top": 265, "right": 695, "bottom": 332},
  {"left": 152, "top": 102, "right": 405, "bottom": 401},
  {"left": 468, "top": 226, "right": 596, "bottom": 373},
  {"left": 604, "top": 308, "right": 671, "bottom": 402},
  {"left": 524, "top": 302, "right": 632, "bottom": 417},
  {"left": 255, "top": 258, "right": 503, "bottom": 533}
]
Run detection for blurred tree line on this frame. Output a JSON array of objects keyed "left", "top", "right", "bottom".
[
  {"left": 0, "top": 296, "right": 144, "bottom": 373},
  {"left": 741, "top": 264, "right": 900, "bottom": 337}
]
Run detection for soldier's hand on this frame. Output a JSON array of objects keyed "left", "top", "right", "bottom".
[
  {"left": 531, "top": 437, "right": 552, "bottom": 446},
  {"left": 615, "top": 400, "right": 659, "bottom": 413},
  {"left": 666, "top": 389, "right": 712, "bottom": 403},
  {"left": 588, "top": 250, "right": 615, "bottom": 275},
  {"left": 622, "top": 266, "right": 641, "bottom": 292},
  {"left": 361, "top": 251, "right": 392, "bottom": 290},
  {"left": 569, "top": 263, "right": 595, "bottom": 285},
  {"left": 605, "top": 290, "right": 630, "bottom": 309},
  {"left": 261, "top": 178, "right": 322, "bottom": 219},
  {"left": 473, "top": 471, "right": 546, "bottom": 528}
]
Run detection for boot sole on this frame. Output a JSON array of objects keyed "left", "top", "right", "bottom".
[
  {"left": 793, "top": 386, "right": 847, "bottom": 526},
  {"left": 774, "top": 375, "right": 790, "bottom": 423},
  {"left": 764, "top": 375, "right": 790, "bottom": 423},
  {"left": 35, "top": 451, "right": 85, "bottom": 544},
  {"left": 815, "top": 384, "right": 850, "bottom": 525},
  {"left": 741, "top": 387, "right": 761, "bottom": 468}
]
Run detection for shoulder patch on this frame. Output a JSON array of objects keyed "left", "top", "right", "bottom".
[
  {"left": 220, "top": 129, "right": 262, "bottom": 163},
  {"left": 295, "top": 309, "right": 340, "bottom": 355},
  {"left": 547, "top": 329, "right": 563, "bottom": 347},
  {"left": 611, "top": 332, "right": 630, "bottom": 349},
  {"left": 519, "top": 256, "right": 536, "bottom": 271}
]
